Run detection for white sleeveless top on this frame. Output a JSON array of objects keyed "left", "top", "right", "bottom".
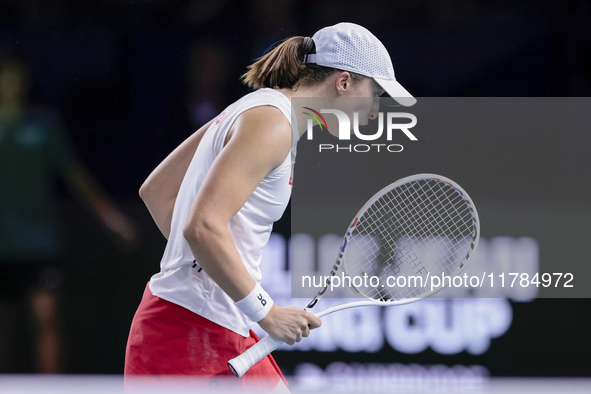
[{"left": 149, "top": 88, "right": 294, "bottom": 336}]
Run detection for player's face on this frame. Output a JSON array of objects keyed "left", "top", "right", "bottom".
[
  {"left": 349, "top": 78, "right": 383, "bottom": 125},
  {"left": 330, "top": 77, "right": 382, "bottom": 134},
  {"left": 300, "top": 74, "right": 384, "bottom": 139}
]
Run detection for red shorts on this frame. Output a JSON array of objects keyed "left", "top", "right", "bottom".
[{"left": 124, "top": 283, "right": 287, "bottom": 392}]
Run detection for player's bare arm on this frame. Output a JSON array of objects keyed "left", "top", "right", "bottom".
[
  {"left": 182, "top": 105, "right": 321, "bottom": 344},
  {"left": 139, "top": 119, "right": 213, "bottom": 239}
]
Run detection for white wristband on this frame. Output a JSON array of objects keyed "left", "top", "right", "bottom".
[{"left": 235, "top": 283, "right": 274, "bottom": 322}]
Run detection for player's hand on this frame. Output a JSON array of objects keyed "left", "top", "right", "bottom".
[{"left": 258, "top": 305, "right": 322, "bottom": 345}]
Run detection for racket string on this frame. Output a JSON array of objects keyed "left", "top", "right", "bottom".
[
  {"left": 372, "top": 183, "right": 461, "bottom": 278},
  {"left": 342, "top": 179, "right": 477, "bottom": 301}
]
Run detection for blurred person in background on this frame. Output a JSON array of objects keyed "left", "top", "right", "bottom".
[
  {"left": 0, "top": 53, "right": 138, "bottom": 373},
  {"left": 185, "top": 40, "right": 232, "bottom": 128}
]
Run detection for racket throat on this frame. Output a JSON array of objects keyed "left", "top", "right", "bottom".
[
  {"left": 306, "top": 298, "right": 319, "bottom": 309},
  {"left": 306, "top": 285, "right": 329, "bottom": 309}
]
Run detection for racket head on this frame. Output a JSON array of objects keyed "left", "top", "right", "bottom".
[{"left": 338, "top": 174, "right": 480, "bottom": 304}]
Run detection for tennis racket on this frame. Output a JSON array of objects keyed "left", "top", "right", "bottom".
[{"left": 228, "top": 174, "right": 480, "bottom": 377}]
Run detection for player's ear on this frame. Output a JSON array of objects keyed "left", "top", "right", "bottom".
[{"left": 334, "top": 71, "right": 352, "bottom": 95}]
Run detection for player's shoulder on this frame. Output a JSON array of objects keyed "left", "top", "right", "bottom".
[
  {"left": 232, "top": 107, "right": 291, "bottom": 159},
  {"left": 222, "top": 88, "right": 293, "bottom": 156},
  {"left": 236, "top": 88, "right": 291, "bottom": 124},
  {"left": 240, "top": 105, "right": 290, "bottom": 130},
  {"left": 225, "top": 106, "right": 291, "bottom": 169},
  {"left": 231, "top": 102, "right": 291, "bottom": 144}
]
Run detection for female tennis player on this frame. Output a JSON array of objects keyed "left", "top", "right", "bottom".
[{"left": 124, "top": 22, "right": 414, "bottom": 392}]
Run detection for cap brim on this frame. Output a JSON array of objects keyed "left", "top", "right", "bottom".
[{"left": 374, "top": 77, "right": 417, "bottom": 107}]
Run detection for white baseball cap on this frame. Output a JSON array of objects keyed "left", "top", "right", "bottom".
[{"left": 305, "top": 22, "right": 416, "bottom": 107}]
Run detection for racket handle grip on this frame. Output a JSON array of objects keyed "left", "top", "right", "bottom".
[{"left": 227, "top": 335, "right": 283, "bottom": 377}]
